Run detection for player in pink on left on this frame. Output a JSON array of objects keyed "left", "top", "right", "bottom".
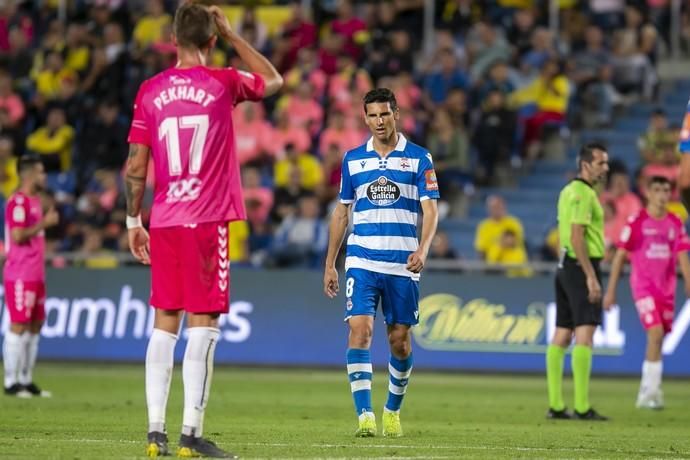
[
  {"left": 125, "top": 3, "right": 282, "bottom": 458},
  {"left": 2, "top": 154, "right": 59, "bottom": 398},
  {"left": 604, "top": 176, "right": 690, "bottom": 410}
]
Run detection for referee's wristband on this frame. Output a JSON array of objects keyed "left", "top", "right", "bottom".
[{"left": 126, "top": 214, "right": 143, "bottom": 229}]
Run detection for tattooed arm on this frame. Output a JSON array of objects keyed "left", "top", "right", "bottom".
[
  {"left": 125, "top": 143, "right": 151, "bottom": 264},
  {"left": 125, "top": 143, "right": 150, "bottom": 218}
]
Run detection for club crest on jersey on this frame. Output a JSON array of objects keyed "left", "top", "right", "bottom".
[
  {"left": 400, "top": 157, "right": 410, "bottom": 170},
  {"left": 367, "top": 176, "right": 401, "bottom": 206}
]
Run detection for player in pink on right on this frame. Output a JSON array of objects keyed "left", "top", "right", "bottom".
[
  {"left": 124, "top": 3, "right": 282, "bottom": 458},
  {"left": 604, "top": 176, "right": 690, "bottom": 410}
]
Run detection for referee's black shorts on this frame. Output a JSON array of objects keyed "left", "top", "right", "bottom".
[{"left": 555, "top": 256, "right": 603, "bottom": 329}]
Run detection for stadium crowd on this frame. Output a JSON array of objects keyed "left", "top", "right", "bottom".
[{"left": 0, "top": 0, "right": 679, "bottom": 268}]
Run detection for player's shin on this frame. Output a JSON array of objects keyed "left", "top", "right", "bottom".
[
  {"left": 385, "top": 354, "right": 413, "bottom": 413},
  {"left": 182, "top": 327, "right": 220, "bottom": 438},
  {"left": 146, "top": 329, "right": 178, "bottom": 434},
  {"left": 18, "top": 333, "right": 39, "bottom": 386},
  {"left": 572, "top": 345, "right": 592, "bottom": 413},
  {"left": 346, "top": 348, "right": 373, "bottom": 415},
  {"left": 546, "top": 345, "right": 566, "bottom": 411},
  {"left": 3, "top": 331, "right": 23, "bottom": 388}
]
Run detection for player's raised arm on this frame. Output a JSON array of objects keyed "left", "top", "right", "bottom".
[
  {"left": 125, "top": 143, "right": 151, "bottom": 264},
  {"left": 324, "top": 202, "right": 350, "bottom": 298},
  {"left": 407, "top": 199, "right": 438, "bottom": 274},
  {"left": 208, "top": 6, "right": 283, "bottom": 96}
]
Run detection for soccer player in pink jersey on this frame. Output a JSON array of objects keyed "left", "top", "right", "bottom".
[
  {"left": 124, "top": 4, "right": 282, "bottom": 458},
  {"left": 604, "top": 176, "right": 690, "bottom": 409},
  {"left": 2, "top": 154, "right": 59, "bottom": 398}
]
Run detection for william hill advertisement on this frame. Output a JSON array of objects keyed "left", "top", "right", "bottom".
[{"left": 0, "top": 269, "right": 689, "bottom": 375}]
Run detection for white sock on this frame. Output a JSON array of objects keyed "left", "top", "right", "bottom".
[
  {"left": 182, "top": 327, "right": 220, "bottom": 438},
  {"left": 19, "top": 333, "right": 39, "bottom": 385},
  {"left": 3, "top": 331, "right": 23, "bottom": 388},
  {"left": 146, "top": 329, "right": 178, "bottom": 434},
  {"left": 644, "top": 360, "right": 663, "bottom": 395}
]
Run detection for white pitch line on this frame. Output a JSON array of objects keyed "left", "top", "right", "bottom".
[{"left": 11, "top": 438, "right": 689, "bottom": 457}]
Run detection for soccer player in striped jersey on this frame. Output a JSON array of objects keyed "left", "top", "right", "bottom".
[{"left": 323, "top": 88, "right": 439, "bottom": 437}]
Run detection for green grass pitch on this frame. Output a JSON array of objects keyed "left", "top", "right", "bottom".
[{"left": 1, "top": 363, "right": 689, "bottom": 459}]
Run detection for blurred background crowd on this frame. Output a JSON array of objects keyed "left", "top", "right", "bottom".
[{"left": 0, "top": 0, "right": 686, "bottom": 270}]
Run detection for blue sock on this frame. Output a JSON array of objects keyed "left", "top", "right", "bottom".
[
  {"left": 385, "top": 354, "right": 413, "bottom": 412},
  {"left": 346, "top": 348, "right": 373, "bottom": 415}
]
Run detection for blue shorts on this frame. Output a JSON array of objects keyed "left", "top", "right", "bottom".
[{"left": 343, "top": 268, "right": 420, "bottom": 326}]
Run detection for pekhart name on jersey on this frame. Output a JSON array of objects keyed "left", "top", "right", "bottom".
[{"left": 153, "top": 85, "right": 217, "bottom": 111}]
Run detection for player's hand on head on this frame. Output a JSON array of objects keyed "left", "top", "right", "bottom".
[
  {"left": 324, "top": 266, "right": 339, "bottom": 298},
  {"left": 586, "top": 275, "right": 602, "bottom": 303},
  {"left": 128, "top": 227, "right": 151, "bottom": 265},
  {"left": 406, "top": 251, "right": 425, "bottom": 274},
  {"left": 208, "top": 6, "right": 233, "bottom": 37}
]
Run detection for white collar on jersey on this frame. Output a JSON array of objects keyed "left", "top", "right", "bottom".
[{"left": 366, "top": 133, "right": 407, "bottom": 152}]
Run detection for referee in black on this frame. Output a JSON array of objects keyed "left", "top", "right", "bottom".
[{"left": 546, "top": 143, "right": 609, "bottom": 421}]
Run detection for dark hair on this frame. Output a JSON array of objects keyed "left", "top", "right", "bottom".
[
  {"left": 652, "top": 108, "right": 667, "bottom": 117},
  {"left": 17, "top": 154, "right": 42, "bottom": 175},
  {"left": 363, "top": 88, "right": 398, "bottom": 113},
  {"left": 577, "top": 142, "right": 607, "bottom": 170},
  {"left": 649, "top": 175, "right": 671, "bottom": 187},
  {"left": 173, "top": 3, "right": 214, "bottom": 49}
]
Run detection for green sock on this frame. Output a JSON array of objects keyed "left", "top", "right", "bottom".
[
  {"left": 546, "top": 345, "right": 566, "bottom": 411},
  {"left": 572, "top": 345, "right": 593, "bottom": 413}
]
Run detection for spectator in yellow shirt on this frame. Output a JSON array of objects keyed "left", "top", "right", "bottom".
[
  {"left": 474, "top": 195, "right": 525, "bottom": 260},
  {"left": 133, "top": 0, "right": 172, "bottom": 50},
  {"left": 26, "top": 106, "right": 75, "bottom": 173},
  {"left": 0, "top": 137, "right": 18, "bottom": 198},
  {"left": 228, "top": 220, "right": 250, "bottom": 264},
  {"left": 486, "top": 229, "right": 532, "bottom": 277},
  {"left": 274, "top": 143, "right": 323, "bottom": 191},
  {"left": 510, "top": 58, "right": 570, "bottom": 157},
  {"left": 34, "top": 50, "right": 77, "bottom": 100}
]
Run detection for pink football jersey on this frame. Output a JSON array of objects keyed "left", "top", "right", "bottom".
[
  {"left": 618, "top": 209, "right": 690, "bottom": 302},
  {"left": 3, "top": 192, "right": 45, "bottom": 282},
  {"left": 127, "top": 66, "right": 265, "bottom": 228}
]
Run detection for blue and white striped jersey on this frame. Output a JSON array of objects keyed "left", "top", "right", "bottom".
[{"left": 339, "top": 134, "right": 440, "bottom": 280}]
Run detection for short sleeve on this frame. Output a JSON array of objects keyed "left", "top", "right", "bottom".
[
  {"left": 6, "top": 197, "right": 28, "bottom": 230},
  {"left": 617, "top": 219, "right": 638, "bottom": 251},
  {"left": 338, "top": 155, "right": 354, "bottom": 204},
  {"left": 417, "top": 152, "right": 440, "bottom": 201},
  {"left": 127, "top": 83, "right": 151, "bottom": 147},
  {"left": 569, "top": 188, "right": 593, "bottom": 225},
  {"left": 674, "top": 220, "right": 690, "bottom": 253},
  {"left": 679, "top": 102, "right": 690, "bottom": 153},
  {"left": 230, "top": 69, "right": 266, "bottom": 105}
]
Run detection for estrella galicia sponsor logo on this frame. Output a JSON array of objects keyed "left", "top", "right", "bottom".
[{"left": 366, "top": 176, "right": 401, "bottom": 206}]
